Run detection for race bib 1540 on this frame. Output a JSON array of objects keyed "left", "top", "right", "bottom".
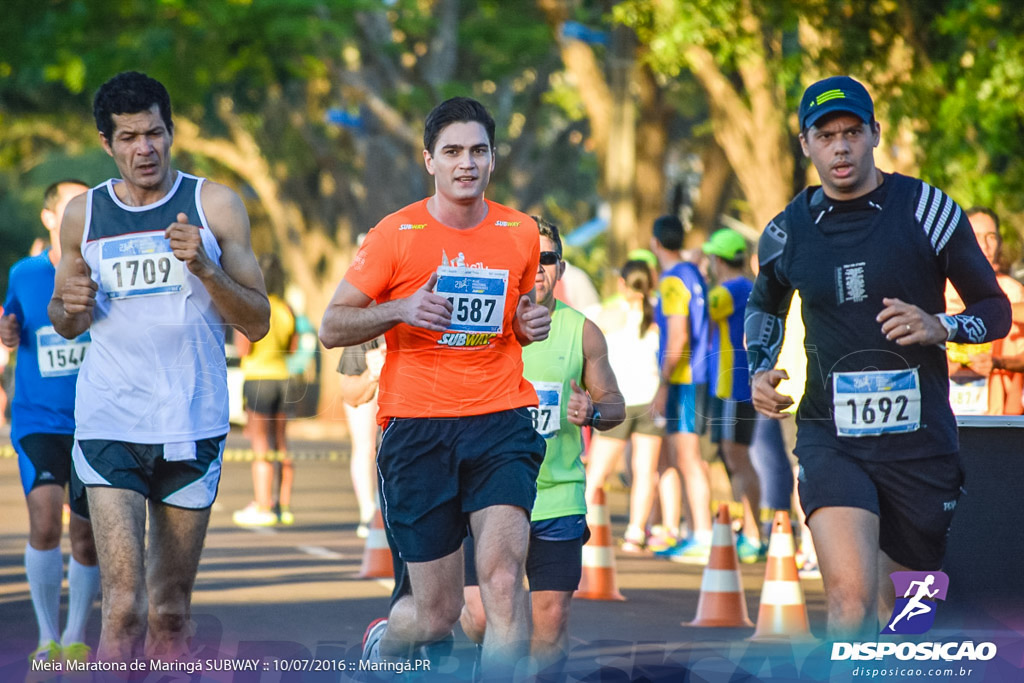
[{"left": 36, "top": 325, "right": 90, "bottom": 377}]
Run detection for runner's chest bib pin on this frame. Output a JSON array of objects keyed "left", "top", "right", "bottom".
[
  {"left": 832, "top": 368, "right": 922, "bottom": 437},
  {"left": 434, "top": 265, "right": 508, "bottom": 344},
  {"left": 98, "top": 233, "right": 186, "bottom": 299},
  {"left": 36, "top": 325, "right": 90, "bottom": 377},
  {"left": 528, "top": 380, "right": 561, "bottom": 438}
]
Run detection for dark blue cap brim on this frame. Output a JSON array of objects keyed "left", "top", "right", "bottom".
[{"left": 802, "top": 102, "right": 873, "bottom": 131}]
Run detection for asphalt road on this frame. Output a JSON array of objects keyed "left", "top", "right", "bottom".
[{"left": 3, "top": 427, "right": 1016, "bottom": 682}]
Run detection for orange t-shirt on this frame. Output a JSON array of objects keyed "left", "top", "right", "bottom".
[{"left": 345, "top": 199, "right": 540, "bottom": 422}]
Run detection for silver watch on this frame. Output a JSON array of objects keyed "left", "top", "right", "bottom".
[{"left": 937, "top": 314, "right": 957, "bottom": 342}]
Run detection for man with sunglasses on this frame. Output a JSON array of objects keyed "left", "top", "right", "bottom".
[
  {"left": 320, "top": 97, "right": 552, "bottom": 678},
  {"left": 460, "top": 217, "right": 624, "bottom": 678}
]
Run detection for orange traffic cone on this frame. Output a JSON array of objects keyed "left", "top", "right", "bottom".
[
  {"left": 750, "top": 510, "right": 813, "bottom": 641},
  {"left": 359, "top": 506, "right": 394, "bottom": 579},
  {"left": 575, "top": 488, "right": 626, "bottom": 601},
  {"left": 688, "top": 504, "right": 754, "bottom": 627}
]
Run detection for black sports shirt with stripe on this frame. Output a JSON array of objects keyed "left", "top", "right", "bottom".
[{"left": 745, "top": 172, "right": 1010, "bottom": 460}]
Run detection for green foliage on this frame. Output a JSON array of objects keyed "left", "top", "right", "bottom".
[
  {"left": 914, "top": 1, "right": 1024, "bottom": 214},
  {"left": 0, "top": 0, "right": 599, "bottom": 280}
]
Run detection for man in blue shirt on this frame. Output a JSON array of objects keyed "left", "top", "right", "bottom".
[{"left": 1, "top": 180, "right": 99, "bottom": 664}]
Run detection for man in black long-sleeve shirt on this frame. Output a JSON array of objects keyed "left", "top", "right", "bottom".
[{"left": 745, "top": 76, "right": 1011, "bottom": 638}]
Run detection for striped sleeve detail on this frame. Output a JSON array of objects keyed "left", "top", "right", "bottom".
[{"left": 916, "top": 181, "right": 962, "bottom": 255}]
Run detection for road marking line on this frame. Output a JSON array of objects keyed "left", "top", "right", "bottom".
[{"left": 298, "top": 545, "right": 345, "bottom": 559}]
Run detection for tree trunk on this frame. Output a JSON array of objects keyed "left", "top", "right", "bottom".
[
  {"left": 688, "top": 138, "right": 734, "bottom": 248},
  {"left": 604, "top": 26, "right": 637, "bottom": 275},
  {"left": 634, "top": 65, "right": 671, "bottom": 250},
  {"left": 686, "top": 44, "right": 793, "bottom": 232}
]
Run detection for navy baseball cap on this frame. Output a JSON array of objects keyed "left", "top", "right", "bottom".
[{"left": 798, "top": 76, "right": 874, "bottom": 131}]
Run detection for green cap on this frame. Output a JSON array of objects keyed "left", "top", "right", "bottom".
[
  {"left": 626, "top": 248, "right": 659, "bottom": 271},
  {"left": 702, "top": 228, "right": 746, "bottom": 260}
]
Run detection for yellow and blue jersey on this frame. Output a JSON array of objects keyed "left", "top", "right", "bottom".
[
  {"left": 654, "top": 262, "right": 709, "bottom": 385},
  {"left": 708, "top": 276, "right": 753, "bottom": 401}
]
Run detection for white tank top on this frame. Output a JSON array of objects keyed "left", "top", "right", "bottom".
[
  {"left": 601, "top": 301, "right": 661, "bottom": 406},
  {"left": 75, "top": 172, "right": 229, "bottom": 442}
]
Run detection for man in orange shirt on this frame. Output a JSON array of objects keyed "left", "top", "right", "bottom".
[{"left": 320, "top": 97, "right": 550, "bottom": 677}]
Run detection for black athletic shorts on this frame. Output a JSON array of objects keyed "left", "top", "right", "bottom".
[
  {"left": 796, "top": 447, "right": 963, "bottom": 570},
  {"left": 17, "top": 433, "right": 89, "bottom": 519},
  {"left": 377, "top": 408, "right": 545, "bottom": 565},
  {"left": 243, "top": 379, "right": 289, "bottom": 416},
  {"left": 463, "top": 520, "right": 591, "bottom": 592},
  {"left": 709, "top": 397, "right": 757, "bottom": 446},
  {"left": 73, "top": 436, "right": 226, "bottom": 509},
  {"left": 602, "top": 404, "right": 665, "bottom": 441}
]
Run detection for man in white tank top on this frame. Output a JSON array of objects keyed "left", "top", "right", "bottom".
[{"left": 47, "top": 71, "right": 270, "bottom": 663}]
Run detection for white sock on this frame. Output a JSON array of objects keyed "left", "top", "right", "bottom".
[
  {"left": 694, "top": 529, "right": 713, "bottom": 545},
  {"left": 61, "top": 558, "right": 100, "bottom": 646},
  {"left": 25, "top": 544, "right": 63, "bottom": 647}
]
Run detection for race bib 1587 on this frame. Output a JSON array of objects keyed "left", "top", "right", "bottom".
[{"left": 434, "top": 266, "right": 508, "bottom": 335}]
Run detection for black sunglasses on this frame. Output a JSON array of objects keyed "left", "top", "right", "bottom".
[{"left": 539, "top": 251, "right": 561, "bottom": 266}]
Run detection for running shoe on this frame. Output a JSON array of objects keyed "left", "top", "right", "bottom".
[
  {"left": 646, "top": 526, "right": 679, "bottom": 553},
  {"left": 620, "top": 526, "right": 647, "bottom": 553},
  {"left": 276, "top": 505, "right": 294, "bottom": 526},
  {"left": 61, "top": 642, "right": 91, "bottom": 664},
  {"left": 660, "top": 537, "right": 711, "bottom": 564},
  {"left": 357, "top": 522, "right": 371, "bottom": 539},
  {"left": 736, "top": 534, "right": 767, "bottom": 564},
  {"left": 361, "top": 617, "right": 388, "bottom": 664},
  {"left": 412, "top": 630, "right": 455, "bottom": 664},
  {"left": 29, "top": 641, "right": 61, "bottom": 664},
  {"left": 798, "top": 556, "right": 821, "bottom": 579},
  {"left": 232, "top": 502, "right": 278, "bottom": 527}
]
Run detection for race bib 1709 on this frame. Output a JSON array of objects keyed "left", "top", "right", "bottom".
[
  {"left": 98, "top": 233, "right": 185, "bottom": 299},
  {"left": 832, "top": 368, "right": 921, "bottom": 438},
  {"left": 36, "top": 325, "right": 90, "bottom": 377},
  {"left": 528, "top": 380, "right": 562, "bottom": 439}
]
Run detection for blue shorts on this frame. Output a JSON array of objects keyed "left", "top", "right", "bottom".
[
  {"left": 664, "top": 383, "right": 709, "bottom": 435},
  {"left": 16, "top": 432, "right": 89, "bottom": 519},
  {"left": 796, "top": 447, "right": 963, "bottom": 570},
  {"left": 73, "top": 436, "right": 226, "bottom": 509},
  {"left": 377, "top": 408, "right": 545, "bottom": 565}
]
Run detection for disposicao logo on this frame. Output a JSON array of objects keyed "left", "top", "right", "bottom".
[
  {"left": 882, "top": 571, "right": 948, "bottom": 635},
  {"left": 831, "top": 571, "right": 998, "bottom": 663}
]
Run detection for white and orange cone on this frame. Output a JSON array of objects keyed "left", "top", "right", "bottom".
[
  {"left": 358, "top": 506, "right": 394, "bottom": 579},
  {"left": 574, "top": 488, "right": 626, "bottom": 601},
  {"left": 688, "top": 504, "right": 754, "bottom": 627},
  {"left": 750, "top": 510, "right": 813, "bottom": 641}
]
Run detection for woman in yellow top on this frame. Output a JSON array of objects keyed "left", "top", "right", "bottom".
[{"left": 233, "top": 254, "right": 298, "bottom": 526}]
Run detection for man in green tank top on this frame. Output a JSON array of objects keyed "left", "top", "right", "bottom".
[{"left": 461, "top": 217, "right": 625, "bottom": 676}]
